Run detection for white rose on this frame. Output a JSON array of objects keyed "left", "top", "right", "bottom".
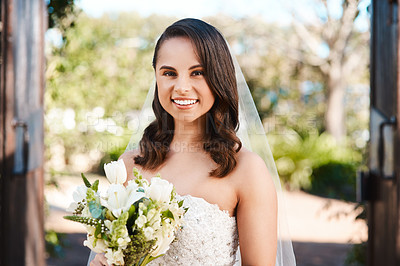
[
  {"left": 146, "top": 177, "right": 173, "bottom": 203},
  {"left": 104, "top": 159, "right": 127, "bottom": 184}
]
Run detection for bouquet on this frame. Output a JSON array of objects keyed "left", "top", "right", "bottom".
[{"left": 64, "top": 159, "right": 187, "bottom": 265}]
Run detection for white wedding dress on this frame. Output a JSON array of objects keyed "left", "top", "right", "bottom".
[{"left": 149, "top": 195, "right": 240, "bottom": 266}]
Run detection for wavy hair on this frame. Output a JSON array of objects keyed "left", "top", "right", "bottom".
[{"left": 134, "top": 18, "right": 242, "bottom": 177}]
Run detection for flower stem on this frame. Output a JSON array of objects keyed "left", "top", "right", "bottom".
[{"left": 135, "top": 253, "right": 151, "bottom": 266}]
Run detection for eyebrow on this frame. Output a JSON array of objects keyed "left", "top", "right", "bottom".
[{"left": 159, "top": 64, "right": 203, "bottom": 71}]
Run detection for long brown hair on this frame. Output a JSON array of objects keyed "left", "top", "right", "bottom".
[{"left": 134, "top": 18, "right": 242, "bottom": 177}]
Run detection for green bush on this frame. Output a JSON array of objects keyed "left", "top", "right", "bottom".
[
  {"left": 269, "top": 130, "right": 362, "bottom": 196},
  {"left": 308, "top": 161, "right": 357, "bottom": 201},
  {"left": 96, "top": 142, "right": 127, "bottom": 174}
]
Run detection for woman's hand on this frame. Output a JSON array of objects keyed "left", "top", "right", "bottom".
[{"left": 90, "top": 253, "right": 109, "bottom": 266}]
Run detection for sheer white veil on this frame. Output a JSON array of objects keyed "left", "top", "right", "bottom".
[
  {"left": 231, "top": 46, "right": 296, "bottom": 266},
  {"left": 123, "top": 40, "right": 296, "bottom": 265}
]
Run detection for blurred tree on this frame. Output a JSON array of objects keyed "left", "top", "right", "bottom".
[
  {"left": 208, "top": 15, "right": 327, "bottom": 137},
  {"left": 287, "top": 0, "right": 369, "bottom": 142},
  {"left": 47, "top": 0, "right": 80, "bottom": 40}
]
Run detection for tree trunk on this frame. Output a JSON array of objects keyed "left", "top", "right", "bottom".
[{"left": 325, "top": 64, "right": 346, "bottom": 142}]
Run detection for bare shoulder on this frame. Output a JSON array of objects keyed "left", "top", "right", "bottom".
[
  {"left": 234, "top": 147, "right": 276, "bottom": 198},
  {"left": 119, "top": 149, "right": 141, "bottom": 180},
  {"left": 119, "top": 149, "right": 140, "bottom": 165}
]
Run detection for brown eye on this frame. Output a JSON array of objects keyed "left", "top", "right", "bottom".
[
  {"left": 192, "top": 70, "right": 204, "bottom": 76},
  {"left": 163, "top": 71, "right": 176, "bottom": 76}
]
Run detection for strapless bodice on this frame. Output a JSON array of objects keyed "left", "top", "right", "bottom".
[{"left": 149, "top": 194, "right": 239, "bottom": 265}]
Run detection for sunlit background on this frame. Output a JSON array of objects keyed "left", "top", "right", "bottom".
[{"left": 44, "top": 0, "right": 370, "bottom": 265}]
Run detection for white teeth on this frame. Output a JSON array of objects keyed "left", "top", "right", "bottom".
[{"left": 173, "top": 99, "right": 197, "bottom": 105}]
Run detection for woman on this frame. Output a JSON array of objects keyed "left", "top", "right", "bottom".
[{"left": 91, "top": 18, "right": 295, "bottom": 266}]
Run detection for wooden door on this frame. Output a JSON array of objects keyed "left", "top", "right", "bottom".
[
  {"left": 367, "top": 0, "right": 400, "bottom": 265},
  {"left": 0, "top": 0, "right": 46, "bottom": 265}
]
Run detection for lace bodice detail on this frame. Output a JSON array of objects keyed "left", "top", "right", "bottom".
[{"left": 149, "top": 195, "right": 239, "bottom": 266}]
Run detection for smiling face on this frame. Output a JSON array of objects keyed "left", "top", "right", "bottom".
[{"left": 155, "top": 37, "right": 215, "bottom": 124}]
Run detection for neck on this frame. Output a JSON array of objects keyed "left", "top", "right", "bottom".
[{"left": 170, "top": 116, "right": 206, "bottom": 153}]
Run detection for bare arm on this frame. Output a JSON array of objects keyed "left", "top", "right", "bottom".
[{"left": 236, "top": 152, "right": 278, "bottom": 266}]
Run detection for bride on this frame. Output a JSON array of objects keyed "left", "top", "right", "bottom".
[{"left": 90, "top": 18, "right": 295, "bottom": 266}]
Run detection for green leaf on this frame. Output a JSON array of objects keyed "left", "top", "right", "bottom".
[
  {"left": 81, "top": 173, "right": 91, "bottom": 188},
  {"left": 92, "top": 180, "right": 99, "bottom": 192},
  {"left": 94, "top": 222, "right": 102, "bottom": 238},
  {"left": 128, "top": 204, "right": 136, "bottom": 218},
  {"left": 178, "top": 200, "right": 184, "bottom": 208},
  {"left": 88, "top": 200, "right": 104, "bottom": 219},
  {"left": 162, "top": 209, "right": 174, "bottom": 220},
  {"left": 63, "top": 215, "right": 100, "bottom": 227}
]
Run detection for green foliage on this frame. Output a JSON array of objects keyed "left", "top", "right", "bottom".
[
  {"left": 269, "top": 131, "right": 362, "bottom": 192},
  {"left": 108, "top": 212, "right": 130, "bottom": 248},
  {"left": 63, "top": 215, "right": 104, "bottom": 228},
  {"left": 45, "top": 230, "right": 67, "bottom": 258},
  {"left": 97, "top": 144, "right": 126, "bottom": 174},
  {"left": 47, "top": 0, "right": 80, "bottom": 41},
  {"left": 46, "top": 13, "right": 172, "bottom": 113},
  {"left": 47, "top": 0, "right": 76, "bottom": 28},
  {"left": 88, "top": 199, "right": 105, "bottom": 219},
  {"left": 345, "top": 241, "right": 367, "bottom": 266},
  {"left": 309, "top": 162, "right": 357, "bottom": 201},
  {"left": 123, "top": 229, "right": 156, "bottom": 266},
  {"left": 81, "top": 173, "right": 91, "bottom": 187}
]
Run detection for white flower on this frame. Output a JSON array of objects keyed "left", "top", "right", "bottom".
[
  {"left": 135, "top": 214, "right": 147, "bottom": 228},
  {"left": 72, "top": 185, "right": 87, "bottom": 202},
  {"left": 146, "top": 177, "right": 173, "bottom": 203},
  {"left": 143, "top": 227, "right": 155, "bottom": 240},
  {"left": 150, "top": 231, "right": 175, "bottom": 257},
  {"left": 146, "top": 208, "right": 159, "bottom": 225},
  {"left": 66, "top": 185, "right": 88, "bottom": 212},
  {"left": 66, "top": 202, "right": 78, "bottom": 212},
  {"left": 104, "top": 159, "right": 127, "bottom": 184},
  {"left": 83, "top": 227, "right": 108, "bottom": 253},
  {"left": 117, "top": 236, "right": 130, "bottom": 247},
  {"left": 125, "top": 180, "right": 139, "bottom": 194},
  {"left": 101, "top": 184, "right": 144, "bottom": 218},
  {"left": 105, "top": 248, "right": 125, "bottom": 265},
  {"left": 81, "top": 206, "right": 91, "bottom": 217}
]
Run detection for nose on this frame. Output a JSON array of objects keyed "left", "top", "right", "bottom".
[{"left": 174, "top": 75, "right": 191, "bottom": 94}]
